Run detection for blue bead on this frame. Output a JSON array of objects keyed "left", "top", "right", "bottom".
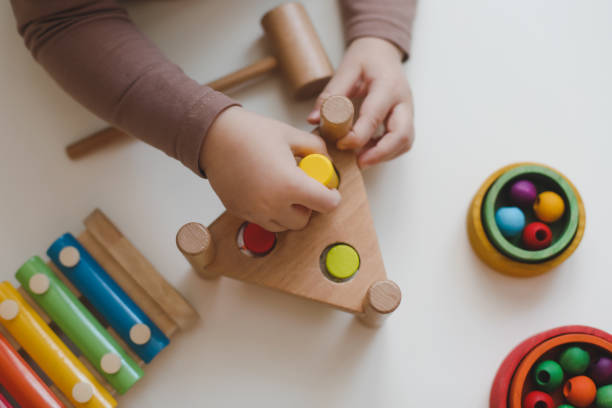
[{"left": 495, "top": 206, "right": 526, "bottom": 238}]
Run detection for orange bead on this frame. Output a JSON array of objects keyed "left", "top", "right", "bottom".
[{"left": 563, "top": 375, "right": 597, "bottom": 407}]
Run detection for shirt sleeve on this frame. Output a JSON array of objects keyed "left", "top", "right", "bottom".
[
  {"left": 340, "top": 0, "right": 417, "bottom": 60},
  {"left": 10, "top": 0, "right": 239, "bottom": 177}
]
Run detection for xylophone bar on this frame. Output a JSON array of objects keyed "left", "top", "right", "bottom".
[
  {"left": 16, "top": 256, "right": 144, "bottom": 394},
  {"left": 0, "top": 331, "right": 64, "bottom": 408},
  {"left": 48, "top": 233, "right": 169, "bottom": 363},
  {"left": 0, "top": 282, "right": 116, "bottom": 408}
]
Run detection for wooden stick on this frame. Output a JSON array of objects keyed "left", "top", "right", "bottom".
[
  {"left": 176, "top": 223, "right": 218, "bottom": 279},
  {"left": 83, "top": 209, "right": 199, "bottom": 330},
  {"left": 358, "top": 280, "right": 401, "bottom": 327},
  {"left": 65, "top": 56, "right": 278, "bottom": 160},
  {"left": 206, "top": 56, "right": 277, "bottom": 94}
]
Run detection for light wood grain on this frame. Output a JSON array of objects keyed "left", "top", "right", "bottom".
[
  {"left": 84, "top": 209, "right": 198, "bottom": 329},
  {"left": 320, "top": 95, "right": 354, "bottom": 142},
  {"left": 359, "top": 280, "right": 402, "bottom": 327},
  {"left": 261, "top": 2, "right": 333, "bottom": 99},
  {"left": 178, "top": 144, "right": 390, "bottom": 314},
  {"left": 176, "top": 222, "right": 218, "bottom": 279}
]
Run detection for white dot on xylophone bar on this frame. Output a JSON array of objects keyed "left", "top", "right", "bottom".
[
  {"left": 100, "top": 352, "right": 122, "bottom": 374},
  {"left": 29, "top": 273, "right": 50, "bottom": 295},
  {"left": 72, "top": 382, "right": 93, "bottom": 403},
  {"left": 59, "top": 246, "right": 81, "bottom": 268},
  {"left": 0, "top": 300, "right": 19, "bottom": 320},
  {"left": 129, "top": 323, "right": 151, "bottom": 345}
]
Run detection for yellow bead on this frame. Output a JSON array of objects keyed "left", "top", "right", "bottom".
[
  {"left": 298, "top": 154, "right": 339, "bottom": 188},
  {"left": 533, "top": 191, "right": 565, "bottom": 223}
]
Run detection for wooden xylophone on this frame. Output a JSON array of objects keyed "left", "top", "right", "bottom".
[{"left": 0, "top": 209, "right": 198, "bottom": 407}]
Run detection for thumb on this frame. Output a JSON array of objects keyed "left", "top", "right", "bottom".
[
  {"left": 286, "top": 129, "right": 328, "bottom": 158},
  {"left": 290, "top": 170, "right": 341, "bottom": 214},
  {"left": 308, "top": 65, "right": 361, "bottom": 125}
]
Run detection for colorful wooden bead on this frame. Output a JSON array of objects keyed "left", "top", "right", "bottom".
[
  {"left": 522, "top": 222, "right": 553, "bottom": 250},
  {"left": 563, "top": 376, "right": 597, "bottom": 407},
  {"left": 243, "top": 223, "right": 276, "bottom": 255},
  {"left": 510, "top": 179, "right": 537, "bottom": 207},
  {"left": 560, "top": 346, "right": 591, "bottom": 375},
  {"left": 523, "top": 390, "right": 554, "bottom": 408},
  {"left": 596, "top": 384, "right": 612, "bottom": 408},
  {"left": 589, "top": 357, "right": 612, "bottom": 385},
  {"left": 534, "top": 360, "right": 564, "bottom": 391},
  {"left": 299, "top": 153, "right": 339, "bottom": 189},
  {"left": 495, "top": 207, "right": 526, "bottom": 238},
  {"left": 558, "top": 405, "right": 576, "bottom": 408},
  {"left": 324, "top": 244, "right": 359, "bottom": 280},
  {"left": 533, "top": 191, "right": 565, "bottom": 223}
]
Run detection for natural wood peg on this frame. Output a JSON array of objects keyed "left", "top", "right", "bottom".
[
  {"left": 358, "top": 280, "right": 401, "bottom": 327},
  {"left": 176, "top": 222, "right": 219, "bottom": 279},
  {"left": 320, "top": 95, "right": 354, "bottom": 142}
]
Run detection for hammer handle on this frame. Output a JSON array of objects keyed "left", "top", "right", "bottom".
[{"left": 66, "top": 56, "right": 279, "bottom": 160}]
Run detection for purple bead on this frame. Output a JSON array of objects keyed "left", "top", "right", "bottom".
[
  {"left": 509, "top": 180, "right": 537, "bottom": 207},
  {"left": 589, "top": 357, "right": 612, "bottom": 385}
]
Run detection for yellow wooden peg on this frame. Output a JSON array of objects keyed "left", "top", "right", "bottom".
[{"left": 299, "top": 154, "right": 339, "bottom": 188}]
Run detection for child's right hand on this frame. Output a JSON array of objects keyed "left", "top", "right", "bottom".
[{"left": 200, "top": 107, "right": 341, "bottom": 232}]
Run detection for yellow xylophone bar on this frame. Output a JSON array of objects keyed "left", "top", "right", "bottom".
[{"left": 0, "top": 282, "right": 116, "bottom": 408}]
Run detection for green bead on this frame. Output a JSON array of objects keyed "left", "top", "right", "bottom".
[
  {"left": 558, "top": 405, "right": 575, "bottom": 408},
  {"left": 597, "top": 385, "right": 612, "bottom": 408},
  {"left": 533, "top": 360, "right": 564, "bottom": 391},
  {"left": 559, "top": 346, "right": 590, "bottom": 375}
]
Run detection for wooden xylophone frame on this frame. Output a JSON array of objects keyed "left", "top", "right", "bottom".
[{"left": 0, "top": 209, "right": 198, "bottom": 407}]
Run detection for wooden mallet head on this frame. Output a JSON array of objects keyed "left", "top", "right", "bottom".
[{"left": 261, "top": 2, "right": 334, "bottom": 99}]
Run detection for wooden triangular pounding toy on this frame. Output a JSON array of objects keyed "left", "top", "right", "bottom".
[
  {"left": 176, "top": 96, "right": 401, "bottom": 327},
  {"left": 0, "top": 209, "right": 198, "bottom": 407}
]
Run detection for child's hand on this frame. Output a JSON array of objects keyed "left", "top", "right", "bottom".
[
  {"left": 308, "top": 37, "right": 415, "bottom": 169},
  {"left": 200, "top": 107, "right": 341, "bottom": 232}
]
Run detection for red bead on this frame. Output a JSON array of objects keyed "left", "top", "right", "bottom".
[
  {"left": 523, "top": 390, "right": 554, "bottom": 408},
  {"left": 243, "top": 223, "right": 276, "bottom": 255},
  {"left": 522, "top": 222, "right": 553, "bottom": 250}
]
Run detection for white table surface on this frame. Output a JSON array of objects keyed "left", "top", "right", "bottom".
[{"left": 1, "top": 0, "right": 611, "bottom": 406}]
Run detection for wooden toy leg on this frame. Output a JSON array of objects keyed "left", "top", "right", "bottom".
[
  {"left": 358, "top": 280, "right": 401, "bottom": 327},
  {"left": 176, "top": 223, "right": 219, "bottom": 279}
]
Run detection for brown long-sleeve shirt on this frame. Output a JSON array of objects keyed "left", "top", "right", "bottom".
[{"left": 10, "top": 0, "right": 416, "bottom": 176}]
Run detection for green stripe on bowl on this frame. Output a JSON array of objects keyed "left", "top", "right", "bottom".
[{"left": 482, "top": 165, "right": 579, "bottom": 263}]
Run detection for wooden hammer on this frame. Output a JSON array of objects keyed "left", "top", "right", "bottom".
[{"left": 66, "top": 2, "right": 333, "bottom": 160}]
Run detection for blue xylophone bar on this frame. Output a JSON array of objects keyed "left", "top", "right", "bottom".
[{"left": 47, "top": 233, "right": 169, "bottom": 363}]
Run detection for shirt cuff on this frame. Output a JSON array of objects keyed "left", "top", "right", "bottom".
[{"left": 175, "top": 88, "right": 240, "bottom": 178}]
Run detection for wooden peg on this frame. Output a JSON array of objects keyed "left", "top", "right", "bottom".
[
  {"left": 359, "top": 280, "right": 401, "bottom": 327},
  {"left": 176, "top": 223, "right": 218, "bottom": 279},
  {"left": 320, "top": 95, "right": 354, "bottom": 142}
]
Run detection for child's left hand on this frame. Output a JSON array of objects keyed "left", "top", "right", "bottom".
[{"left": 308, "top": 37, "right": 415, "bottom": 169}]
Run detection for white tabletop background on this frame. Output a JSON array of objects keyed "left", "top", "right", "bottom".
[{"left": 1, "top": 0, "right": 611, "bottom": 406}]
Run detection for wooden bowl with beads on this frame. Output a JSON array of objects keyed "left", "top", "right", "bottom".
[
  {"left": 467, "top": 162, "right": 586, "bottom": 277},
  {"left": 490, "top": 326, "right": 612, "bottom": 408}
]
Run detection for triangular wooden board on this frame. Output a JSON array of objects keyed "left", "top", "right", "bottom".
[{"left": 204, "top": 145, "right": 387, "bottom": 314}]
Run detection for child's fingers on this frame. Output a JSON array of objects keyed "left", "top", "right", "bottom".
[
  {"left": 287, "top": 130, "right": 328, "bottom": 157},
  {"left": 337, "top": 82, "right": 396, "bottom": 150},
  {"left": 275, "top": 205, "right": 312, "bottom": 231},
  {"left": 290, "top": 170, "right": 341, "bottom": 214},
  {"left": 256, "top": 219, "right": 287, "bottom": 233},
  {"left": 308, "top": 65, "right": 361, "bottom": 125},
  {"left": 357, "top": 103, "right": 414, "bottom": 168}
]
